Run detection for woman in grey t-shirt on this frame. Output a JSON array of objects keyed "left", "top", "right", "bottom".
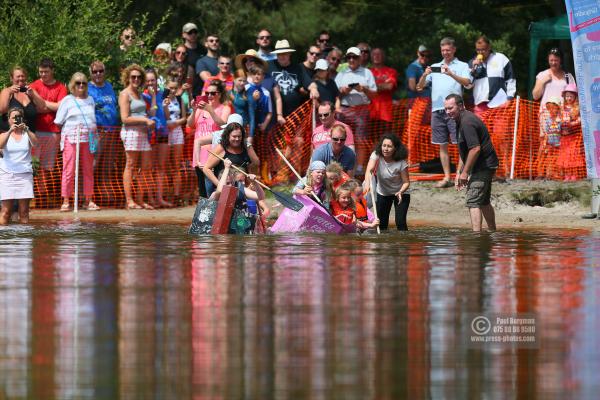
[{"left": 364, "top": 134, "right": 410, "bottom": 230}]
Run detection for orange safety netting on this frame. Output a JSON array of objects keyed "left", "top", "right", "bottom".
[{"left": 28, "top": 98, "right": 588, "bottom": 209}]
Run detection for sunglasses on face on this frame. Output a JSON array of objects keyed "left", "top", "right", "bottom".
[
  {"left": 329, "top": 57, "right": 339, "bottom": 62},
  {"left": 219, "top": 62, "right": 231, "bottom": 65},
  {"left": 318, "top": 112, "right": 331, "bottom": 119},
  {"left": 309, "top": 51, "right": 321, "bottom": 56},
  {"left": 130, "top": 74, "right": 142, "bottom": 80},
  {"left": 187, "top": 30, "right": 198, "bottom": 35},
  {"left": 208, "top": 39, "right": 219, "bottom": 43},
  {"left": 175, "top": 50, "right": 187, "bottom": 55},
  {"left": 360, "top": 49, "right": 369, "bottom": 54},
  {"left": 418, "top": 52, "right": 430, "bottom": 58},
  {"left": 92, "top": 69, "right": 104, "bottom": 74},
  {"left": 258, "top": 35, "right": 271, "bottom": 40},
  {"left": 75, "top": 81, "right": 87, "bottom": 86},
  {"left": 331, "top": 137, "right": 346, "bottom": 142},
  {"left": 318, "top": 38, "right": 330, "bottom": 43},
  {"left": 347, "top": 55, "right": 359, "bottom": 60},
  {"left": 124, "top": 35, "right": 134, "bottom": 40}
]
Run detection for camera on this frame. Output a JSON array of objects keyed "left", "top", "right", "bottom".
[
  {"left": 348, "top": 83, "right": 359, "bottom": 88},
  {"left": 14, "top": 115, "right": 23, "bottom": 125},
  {"left": 163, "top": 88, "right": 171, "bottom": 98},
  {"left": 19, "top": 86, "right": 28, "bottom": 92}
]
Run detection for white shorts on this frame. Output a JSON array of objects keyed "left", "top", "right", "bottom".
[
  {"left": 120, "top": 126, "right": 151, "bottom": 152},
  {"left": 0, "top": 171, "right": 34, "bottom": 200},
  {"left": 169, "top": 126, "right": 185, "bottom": 146}
]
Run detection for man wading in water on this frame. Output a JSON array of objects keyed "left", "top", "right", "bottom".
[{"left": 444, "top": 93, "right": 498, "bottom": 232}]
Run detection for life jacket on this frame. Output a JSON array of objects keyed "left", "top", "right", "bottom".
[
  {"left": 354, "top": 196, "right": 368, "bottom": 221},
  {"left": 330, "top": 199, "right": 355, "bottom": 225}
]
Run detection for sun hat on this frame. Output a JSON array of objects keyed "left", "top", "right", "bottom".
[
  {"left": 271, "top": 39, "right": 296, "bottom": 54},
  {"left": 234, "top": 49, "right": 268, "bottom": 71},
  {"left": 309, "top": 160, "right": 326, "bottom": 171},
  {"left": 562, "top": 83, "right": 578, "bottom": 95},
  {"left": 154, "top": 43, "right": 171, "bottom": 55},
  {"left": 315, "top": 59, "right": 328, "bottom": 71},
  {"left": 221, "top": 113, "right": 244, "bottom": 129},
  {"left": 182, "top": 23, "right": 198, "bottom": 33},
  {"left": 346, "top": 47, "right": 361, "bottom": 57}
]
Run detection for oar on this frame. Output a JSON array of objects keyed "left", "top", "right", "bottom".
[
  {"left": 208, "top": 150, "right": 303, "bottom": 211},
  {"left": 274, "top": 147, "right": 324, "bottom": 206},
  {"left": 274, "top": 147, "right": 346, "bottom": 228},
  {"left": 370, "top": 174, "right": 381, "bottom": 234}
]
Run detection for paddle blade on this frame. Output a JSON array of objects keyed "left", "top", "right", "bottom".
[{"left": 271, "top": 190, "right": 304, "bottom": 211}]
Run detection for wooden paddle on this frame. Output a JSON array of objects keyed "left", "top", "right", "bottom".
[
  {"left": 274, "top": 147, "right": 346, "bottom": 228},
  {"left": 370, "top": 174, "right": 381, "bottom": 234},
  {"left": 208, "top": 150, "right": 304, "bottom": 212}
]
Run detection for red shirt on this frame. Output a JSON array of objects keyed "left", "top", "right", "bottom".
[
  {"left": 29, "top": 79, "right": 68, "bottom": 133},
  {"left": 202, "top": 73, "right": 234, "bottom": 93},
  {"left": 330, "top": 199, "right": 355, "bottom": 225},
  {"left": 369, "top": 66, "right": 397, "bottom": 122}
]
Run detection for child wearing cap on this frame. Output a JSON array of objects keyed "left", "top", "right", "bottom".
[
  {"left": 293, "top": 160, "right": 331, "bottom": 204},
  {"left": 558, "top": 84, "right": 583, "bottom": 181}
]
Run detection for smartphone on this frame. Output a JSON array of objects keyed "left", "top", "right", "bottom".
[
  {"left": 195, "top": 95, "right": 208, "bottom": 104},
  {"left": 429, "top": 66, "right": 442, "bottom": 73},
  {"left": 186, "top": 75, "right": 193, "bottom": 85},
  {"left": 14, "top": 115, "right": 23, "bottom": 125},
  {"left": 348, "top": 83, "right": 359, "bottom": 88},
  {"left": 19, "top": 86, "right": 28, "bottom": 92},
  {"left": 163, "top": 88, "right": 171, "bottom": 99}
]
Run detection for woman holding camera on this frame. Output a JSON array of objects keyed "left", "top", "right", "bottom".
[
  {"left": 0, "top": 67, "right": 43, "bottom": 132},
  {"left": 0, "top": 107, "right": 38, "bottom": 224}
]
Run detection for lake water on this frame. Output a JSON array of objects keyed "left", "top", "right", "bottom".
[{"left": 0, "top": 223, "right": 599, "bottom": 399}]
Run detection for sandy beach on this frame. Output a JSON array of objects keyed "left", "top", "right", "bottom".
[{"left": 29, "top": 180, "right": 599, "bottom": 230}]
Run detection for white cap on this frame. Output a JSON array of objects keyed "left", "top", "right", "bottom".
[
  {"left": 315, "top": 59, "right": 328, "bottom": 71},
  {"left": 221, "top": 113, "right": 244, "bottom": 128},
  {"left": 155, "top": 43, "right": 171, "bottom": 54},
  {"left": 346, "top": 47, "right": 361, "bottom": 56}
]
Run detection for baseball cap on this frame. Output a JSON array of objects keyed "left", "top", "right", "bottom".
[
  {"left": 315, "top": 59, "right": 328, "bottom": 71},
  {"left": 418, "top": 45, "right": 428, "bottom": 53},
  {"left": 221, "top": 113, "right": 244, "bottom": 129},
  {"left": 182, "top": 23, "right": 198, "bottom": 33},
  {"left": 346, "top": 47, "right": 361, "bottom": 56}
]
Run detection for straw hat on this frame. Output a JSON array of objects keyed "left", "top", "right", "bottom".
[
  {"left": 271, "top": 39, "right": 296, "bottom": 54},
  {"left": 546, "top": 96, "right": 562, "bottom": 106},
  {"left": 234, "top": 49, "right": 268, "bottom": 71}
]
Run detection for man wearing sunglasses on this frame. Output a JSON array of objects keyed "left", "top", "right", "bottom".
[
  {"left": 311, "top": 123, "right": 356, "bottom": 176},
  {"left": 406, "top": 44, "right": 432, "bottom": 103},
  {"left": 256, "top": 29, "right": 276, "bottom": 61},
  {"left": 196, "top": 34, "right": 221, "bottom": 95},
  {"left": 316, "top": 30, "right": 333, "bottom": 58},
  {"left": 334, "top": 47, "right": 377, "bottom": 176},
  {"left": 311, "top": 101, "right": 355, "bottom": 151},
  {"left": 300, "top": 45, "right": 322, "bottom": 80}
]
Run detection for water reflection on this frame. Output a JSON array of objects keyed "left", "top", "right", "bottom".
[{"left": 0, "top": 225, "right": 598, "bottom": 399}]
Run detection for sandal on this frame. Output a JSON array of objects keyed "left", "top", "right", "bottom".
[
  {"left": 126, "top": 202, "right": 143, "bottom": 210},
  {"left": 434, "top": 179, "right": 453, "bottom": 188},
  {"left": 60, "top": 203, "right": 70, "bottom": 212},
  {"left": 141, "top": 203, "right": 155, "bottom": 210},
  {"left": 86, "top": 202, "right": 101, "bottom": 211}
]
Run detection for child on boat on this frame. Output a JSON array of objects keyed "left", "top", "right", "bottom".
[
  {"left": 330, "top": 184, "right": 379, "bottom": 230},
  {"left": 325, "top": 161, "right": 350, "bottom": 192},
  {"left": 345, "top": 179, "right": 370, "bottom": 223},
  {"left": 211, "top": 158, "right": 266, "bottom": 233},
  {"left": 293, "top": 160, "right": 331, "bottom": 205}
]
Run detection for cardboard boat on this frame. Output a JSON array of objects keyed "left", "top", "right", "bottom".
[{"left": 270, "top": 195, "right": 357, "bottom": 234}]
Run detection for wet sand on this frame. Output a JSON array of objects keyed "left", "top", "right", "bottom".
[{"left": 29, "top": 180, "right": 599, "bottom": 230}]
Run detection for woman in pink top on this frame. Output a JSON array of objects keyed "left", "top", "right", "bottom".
[
  {"left": 187, "top": 79, "right": 230, "bottom": 197},
  {"left": 532, "top": 48, "right": 576, "bottom": 113}
]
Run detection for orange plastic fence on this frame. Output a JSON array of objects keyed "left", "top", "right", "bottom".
[{"left": 28, "top": 98, "right": 587, "bottom": 209}]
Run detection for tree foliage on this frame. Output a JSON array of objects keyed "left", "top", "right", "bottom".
[{"left": 0, "top": 0, "right": 566, "bottom": 97}]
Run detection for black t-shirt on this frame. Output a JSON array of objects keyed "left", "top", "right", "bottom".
[
  {"left": 185, "top": 45, "right": 204, "bottom": 97},
  {"left": 268, "top": 61, "right": 310, "bottom": 117},
  {"left": 457, "top": 110, "right": 498, "bottom": 173},
  {"left": 314, "top": 79, "right": 339, "bottom": 104},
  {"left": 299, "top": 63, "right": 315, "bottom": 81}
]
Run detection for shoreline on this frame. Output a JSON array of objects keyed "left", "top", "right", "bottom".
[{"left": 27, "top": 180, "right": 599, "bottom": 231}]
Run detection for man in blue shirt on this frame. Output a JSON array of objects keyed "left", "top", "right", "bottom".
[
  {"left": 311, "top": 123, "right": 356, "bottom": 175},
  {"left": 405, "top": 45, "right": 432, "bottom": 104},
  {"left": 416, "top": 37, "right": 472, "bottom": 188}
]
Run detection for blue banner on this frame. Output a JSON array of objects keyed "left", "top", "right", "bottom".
[{"left": 565, "top": 0, "right": 600, "bottom": 178}]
